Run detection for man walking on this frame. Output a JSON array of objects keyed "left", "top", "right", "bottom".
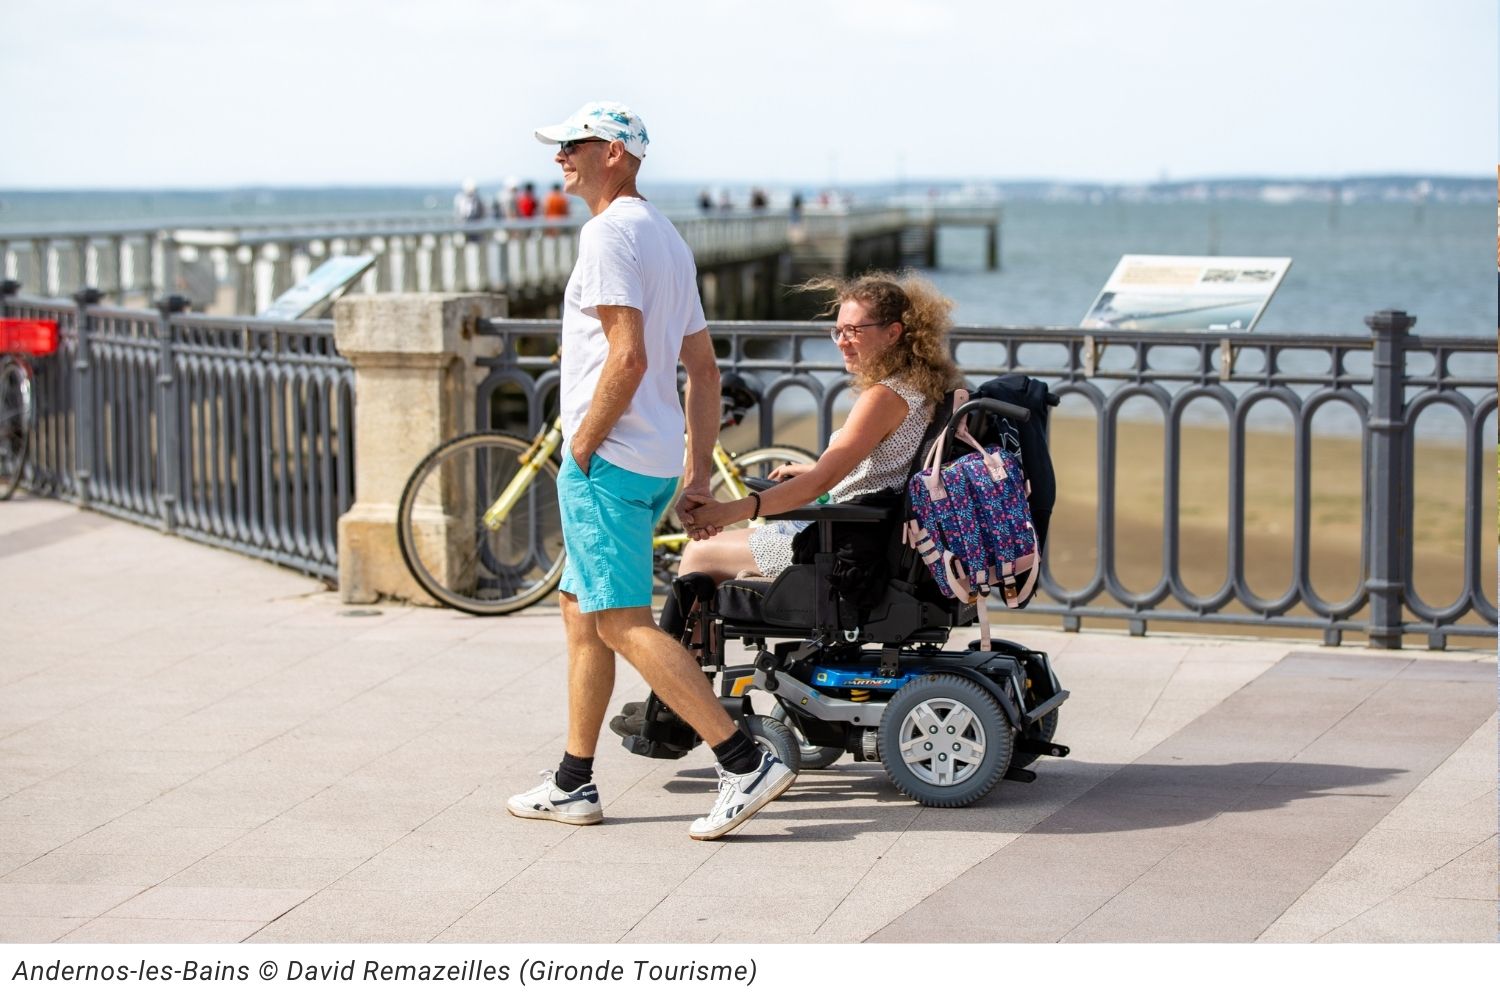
[{"left": 506, "top": 101, "right": 794, "bottom": 840}]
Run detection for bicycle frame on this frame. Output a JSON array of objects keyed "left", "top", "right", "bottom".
[{"left": 480, "top": 414, "right": 761, "bottom": 544}]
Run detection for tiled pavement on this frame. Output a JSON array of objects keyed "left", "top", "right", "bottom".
[{"left": 1, "top": 498, "right": 1494, "bottom": 943}]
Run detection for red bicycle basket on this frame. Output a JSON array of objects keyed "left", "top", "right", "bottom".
[{"left": 0, "top": 319, "right": 60, "bottom": 356}]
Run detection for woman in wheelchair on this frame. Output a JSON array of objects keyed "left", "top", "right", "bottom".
[
  {"left": 612, "top": 271, "right": 962, "bottom": 734},
  {"left": 681, "top": 271, "right": 961, "bottom": 578}
]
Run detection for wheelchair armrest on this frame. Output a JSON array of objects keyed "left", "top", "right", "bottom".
[
  {"left": 740, "top": 475, "right": 891, "bottom": 523},
  {"left": 764, "top": 502, "right": 888, "bottom": 523}
]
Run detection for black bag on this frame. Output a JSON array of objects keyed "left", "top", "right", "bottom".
[{"left": 790, "top": 488, "right": 905, "bottom": 611}]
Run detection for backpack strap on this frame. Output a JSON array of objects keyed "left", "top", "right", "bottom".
[
  {"left": 973, "top": 568, "right": 992, "bottom": 648},
  {"left": 996, "top": 524, "right": 1041, "bottom": 609}
]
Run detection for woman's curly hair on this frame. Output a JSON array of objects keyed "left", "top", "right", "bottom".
[{"left": 797, "top": 271, "right": 962, "bottom": 403}]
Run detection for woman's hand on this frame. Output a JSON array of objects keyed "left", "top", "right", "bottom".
[
  {"left": 681, "top": 495, "right": 750, "bottom": 540},
  {"left": 768, "top": 462, "right": 813, "bottom": 482}
]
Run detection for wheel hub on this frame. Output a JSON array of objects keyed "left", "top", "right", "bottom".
[{"left": 895, "top": 697, "right": 986, "bottom": 786}]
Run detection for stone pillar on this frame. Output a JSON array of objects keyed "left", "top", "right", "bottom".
[{"left": 334, "top": 292, "right": 507, "bottom": 604}]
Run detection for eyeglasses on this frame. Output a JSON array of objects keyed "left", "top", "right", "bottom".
[
  {"left": 829, "top": 321, "right": 890, "bottom": 343},
  {"left": 559, "top": 138, "right": 607, "bottom": 156}
]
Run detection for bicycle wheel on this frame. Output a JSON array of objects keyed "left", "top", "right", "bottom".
[
  {"left": 0, "top": 359, "right": 33, "bottom": 502},
  {"left": 397, "top": 431, "right": 566, "bottom": 615}
]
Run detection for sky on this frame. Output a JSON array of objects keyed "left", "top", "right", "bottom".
[{"left": 1, "top": 0, "right": 1494, "bottom": 188}]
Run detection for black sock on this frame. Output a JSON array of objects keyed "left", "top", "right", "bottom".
[
  {"left": 712, "top": 730, "right": 762, "bottom": 775},
  {"left": 555, "top": 752, "right": 594, "bottom": 792}
]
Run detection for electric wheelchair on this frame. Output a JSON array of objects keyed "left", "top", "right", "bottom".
[{"left": 621, "top": 388, "right": 1070, "bottom": 808}]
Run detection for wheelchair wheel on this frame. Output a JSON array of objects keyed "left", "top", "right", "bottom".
[
  {"left": 768, "top": 703, "right": 844, "bottom": 770},
  {"left": 744, "top": 715, "right": 801, "bottom": 773},
  {"left": 878, "top": 674, "right": 1011, "bottom": 808}
]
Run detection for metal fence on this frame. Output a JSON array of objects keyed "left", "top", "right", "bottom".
[
  {"left": 1, "top": 288, "right": 354, "bottom": 579},
  {"left": 477, "top": 315, "right": 1496, "bottom": 649}
]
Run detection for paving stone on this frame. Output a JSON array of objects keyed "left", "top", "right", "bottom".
[
  {"left": 1, "top": 853, "right": 198, "bottom": 887},
  {"left": 164, "top": 855, "right": 359, "bottom": 892},
  {"left": 59, "top": 917, "right": 265, "bottom": 943},
  {"left": 0, "top": 915, "right": 89, "bottom": 942},
  {"left": 0, "top": 883, "right": 146, "bottom": 919},
  {"left": 248, "top": 889, "right": 489, "bottom": 943},
  {"left": 1316, "top": 892, "right": 1499, "bottom": 943}
]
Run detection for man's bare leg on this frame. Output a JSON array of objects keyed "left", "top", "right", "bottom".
[
  {"left": 505, "top": 591, "right": 613, "bottom": 826},
  {"left": 595, "top": 606, "right": 736, "bottom": 745},
  {"left": 562, "top": 591, "right": 616, "bottom": 758}
]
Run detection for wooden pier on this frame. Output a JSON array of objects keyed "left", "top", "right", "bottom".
[{"left": 0, "top": 202, "right": 1001, "bottom": 321}]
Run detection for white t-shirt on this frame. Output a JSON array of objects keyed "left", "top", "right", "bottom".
[{"left": 559, "top": 197, "right": 707, "bottom": 479}]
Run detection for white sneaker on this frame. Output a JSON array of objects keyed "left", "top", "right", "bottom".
[
  {"left": 506, "top": 772, "right": 603, "bottom": 826},
  {"left": 689, "top": 751, "right": 796, "bottom": 841}
]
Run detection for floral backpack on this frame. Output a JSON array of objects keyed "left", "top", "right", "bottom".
[{"left": 904, "top": 389, "right": 1039, "bottom": 647}]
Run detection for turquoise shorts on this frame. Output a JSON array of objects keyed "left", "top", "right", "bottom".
[{"left": 558, "top": 451, "right": 677, "bottom": 613}]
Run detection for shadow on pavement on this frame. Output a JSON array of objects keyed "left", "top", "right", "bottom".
[{"left": 651, "top": 758, "right": 1408, "bottom": 841}]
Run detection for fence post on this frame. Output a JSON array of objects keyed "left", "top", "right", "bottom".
[
  {"left": 71, "top": 288, "right": 104, "bottom": 509},
  {"left": 1364, "top": 309, "right": 1414, "bottom": 649},
  {"left": 333, "top": 292, "right": 507, "bottom": 604},
  {"left": 153, "top": 294, "right": 190, "bottom": 535}
]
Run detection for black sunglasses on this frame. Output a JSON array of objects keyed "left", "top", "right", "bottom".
[{"left": 559, "top": 138, "right": 608, "bottom": 156}]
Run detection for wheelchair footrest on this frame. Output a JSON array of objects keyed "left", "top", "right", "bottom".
[
  {"left": 620, "top": 734, "right": 694, "bottom": 760},
  {"left": 1016, "top": 739, "right": 1070, "bottom": 758},
  {"left": 1003, "top": 766, "right": 1037, "bottom": 783}
]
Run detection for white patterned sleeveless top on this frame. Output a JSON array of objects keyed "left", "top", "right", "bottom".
[
  {"left": 827, "top": 376, "right": 933, "bottom": 502},
  {"left": 746, "top": 376, "right": 933, "bottom": 577}
]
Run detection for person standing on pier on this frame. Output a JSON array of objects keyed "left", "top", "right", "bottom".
[
  {"left": 506, "top": 101, "right": 795, "bottom": 840},
  {"left": 453, "top": 178, "right": 486, "bottom": 222}
]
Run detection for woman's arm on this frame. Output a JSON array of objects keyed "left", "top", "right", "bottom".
[{"left": 685, "top": 385, "right": 909, "bottom": 531}]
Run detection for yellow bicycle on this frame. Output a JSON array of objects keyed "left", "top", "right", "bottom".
[{"left": 397, "top": 380, "right": 813, "bottom": 615}]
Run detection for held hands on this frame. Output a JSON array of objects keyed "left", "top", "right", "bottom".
[
  {"left": 675, "top": 486, "right": 719, "bottom": 541},
  {"left": 676, "top": 490, "right": 738, "bottom": 541}
]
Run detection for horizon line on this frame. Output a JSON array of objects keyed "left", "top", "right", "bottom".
[{"left": 0, "top": 172, "right": 1490, "bottom": 195}]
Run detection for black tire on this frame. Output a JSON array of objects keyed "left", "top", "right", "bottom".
[
  {"left": 878, "top": 674, "right": 1012, "bottom": 807},
  {"left": 744, "top": 715, "right": 801, "bottom": 773},
  {"left": 396, "top": 431, "right": 566, "bottom": 615},
  {"left": 1010, "top": 707, "right": 1060, "bottom": 771},
  {"left": 0, "top": 359, "right": 33, "bottom": 502},
  {"left": 768, "top": 703, "right": 844, "bottom": 770}
]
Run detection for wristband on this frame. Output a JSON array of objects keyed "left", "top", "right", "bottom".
[{"left": 749, "top": 492, "right": 762, "bottom": 520}]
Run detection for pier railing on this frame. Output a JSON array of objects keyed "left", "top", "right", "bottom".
[
  {"left": 477, "top": 314, "right": 1494, "bottom": 649},
  {"left": 1, "top": 287, "right": 353, "bottom": 579},
  {"left": 0, "top": 205, "right": 997, "bottom": 317}
]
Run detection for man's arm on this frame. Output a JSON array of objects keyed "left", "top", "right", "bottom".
[
  {"left": 569, "top": 305, "right": 648, "bottom": 472},
  {"left": 677, "top": 328, "right": 720, "bottom": 497}
]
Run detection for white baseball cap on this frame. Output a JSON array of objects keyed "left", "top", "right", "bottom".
[{"left": 535, "top": 101, "right": 649, "bottom": 159}]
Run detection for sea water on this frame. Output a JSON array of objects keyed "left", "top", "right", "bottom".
[{"left": 2, "top": 190, "right": 1490, "bottom": 337}]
